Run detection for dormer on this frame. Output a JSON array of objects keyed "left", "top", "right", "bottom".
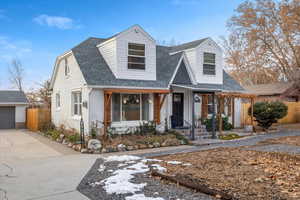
[
  {"left": 172, "top": 38, "right": 223, "bottom": 85},
  {"left": 97, "top": 25, "right": 157, "bottom": 80}
]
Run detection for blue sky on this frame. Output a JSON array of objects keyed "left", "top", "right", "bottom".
[{"left": 0, "top": 0, "right": 244, "bottom": 90}]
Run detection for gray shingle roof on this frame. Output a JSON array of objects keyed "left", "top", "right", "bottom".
[
  {"left": 223, "top": 70, "right": 245, "bottom": 92},
  {"left": 0, "top": 90, "right": 28, "bottom": 104},
  {"left": 170, "top": 38, "right": 208, "bottom": 52},
  {"left": 70, "top": 37, "right": 243, "bottom": 92},
  {"left": 72, "top": 38, "right": 182, "bottom": 88}
]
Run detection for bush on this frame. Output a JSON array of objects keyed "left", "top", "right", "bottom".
[
  {"left": 67, "top": 133, "right": 81, "bottom": 144},
  {"left": 168, "top": 130, "right": 189, "bottom": 144},
  {"left": 48, "top": 130, "right": 60, "bottom": 140},
  {"left": 39, "top": 121, "right": 55, "bottom": 132},
  {"left": 248, "top": 101, "right": 288, "bottom": 130},
  {"left": 204, "top": 116, "right": 233, "bottom": 132}
]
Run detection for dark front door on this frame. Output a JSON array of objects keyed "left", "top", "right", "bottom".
[
  {"left": 172, "top": 93, "right": 184, "bottom": 128},
  {"left": 0, "top": 106, "right": 15, "bottom": 129}
]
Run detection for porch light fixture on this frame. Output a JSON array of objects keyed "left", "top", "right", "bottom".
[{"left": 194, "top": 94, "right": 201, "bottom": 103}]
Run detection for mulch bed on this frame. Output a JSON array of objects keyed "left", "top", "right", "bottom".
[
  {"left": 149, "top": 147, "right": 300, "bottom": 200},
  {"left": 256, "top": 136, "right": 300, "bottom": 147}
]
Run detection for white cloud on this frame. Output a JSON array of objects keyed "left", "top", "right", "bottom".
[{"left": 33, "top": 14, "right": 79, "bottom": 30}]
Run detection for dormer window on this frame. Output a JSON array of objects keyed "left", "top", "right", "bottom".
[
  {"left": 203, "top": 52, "right": 216, "bottom": 75},
  {"left": 128, "top": 43, "right": 145, "bottom": 70},
  {"left": 64, "top": 58, "right": 70, "bottom": 76}
]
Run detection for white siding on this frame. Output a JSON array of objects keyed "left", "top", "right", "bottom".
[
  {"left": 15, "top": 105, "right": 26, "bottom": 123},
  {"left": 51, "top": 54, "right": 90, "bottom": 134},
  {"left": 185, "top": 39, "right": 223, "bottom": 85},
  {"left": 89, "top": 89, "right": 104, "bottom": 128},
  {"left": 116, "top": 27, "right": 156, "bottom": 80},
  {"left": 98, "top": 39, "right": 118, "bottom": 76},
  {"left": 234, "top": 98, "right": 242, "bottom": 128}
]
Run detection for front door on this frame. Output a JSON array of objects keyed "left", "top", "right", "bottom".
[{"left": 172, "top": 93, "right": 184, "bottom": 128}]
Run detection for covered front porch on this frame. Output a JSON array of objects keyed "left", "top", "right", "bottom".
[{"left": 170, "top": 84, "right": 256, "bottom": 140}]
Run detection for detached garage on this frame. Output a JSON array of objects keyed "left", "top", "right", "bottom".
[{"left": 0, "top": 90, "right": 28, "bottom": 129}]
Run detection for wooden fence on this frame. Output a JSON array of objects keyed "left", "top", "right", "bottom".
[
  {"left": 242, "top": 102, "right": 300, "bottom": 126},
  {"left": 26, "top": 108, "right": 51, "bottom": 131}
]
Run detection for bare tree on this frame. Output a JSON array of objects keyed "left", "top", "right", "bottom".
[
  {"left": 8, "top": 58, "right": 25, "bottom": 91},
  {"left": 223, "top": 0, "right": 300, "bottom": 85},
  {"left": 26, "top": 80, "right": 51, "bottom": 108}
]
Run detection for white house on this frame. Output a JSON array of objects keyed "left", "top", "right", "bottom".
[{"left": 50, "top": 25, "right": 245, "bottom": 138}]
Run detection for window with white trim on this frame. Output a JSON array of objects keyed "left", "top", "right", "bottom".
[
  {"left": 72, "top": 92, "right": 82, "bottom": 116},
  {"left": 203, "top": 52, "right": 216, "bottom": 75},
  {"left": 128, "top": 43, "right": 145, "bottom": 70},
  {"left": 56, "top": 93, "right": 61, "bottom": 108},
  {"left": 112, "top": 93, "right": 150, "bottom": 121},
  {"left": 64, "top": 58, "right": 70, "bottom": 76}
]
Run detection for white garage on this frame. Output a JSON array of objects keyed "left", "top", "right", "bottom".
[{"left": 0, "top": 90, "right": 28, "bottom": 129}]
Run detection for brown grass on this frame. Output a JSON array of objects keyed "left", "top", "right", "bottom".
[
  {"left": 151, "top": 148, "right": 300, "bottom": 200},
  {"left": 257, "top": 136, "right": 300, "bottom": 146}
]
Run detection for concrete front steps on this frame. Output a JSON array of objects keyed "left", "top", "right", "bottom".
[{"left": 172, "top": 125, "right": 215, "bottom": 140}]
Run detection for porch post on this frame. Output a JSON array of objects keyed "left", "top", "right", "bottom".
[
  {"left": 191, "top": 92, "right": 195, "bottom": 140},
  {"left": 212, "top": 93, "right": 216, "bottom": 139}
]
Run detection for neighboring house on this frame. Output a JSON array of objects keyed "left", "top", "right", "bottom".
[
  {"left": 244, "top": 82, "right": 299, "bottom": 102},
  {"left": 50, "top": 25, "right": 245, "bottom": 135},
  {"left": 0, "top": 90, "right": 28, "bottom": 129}
]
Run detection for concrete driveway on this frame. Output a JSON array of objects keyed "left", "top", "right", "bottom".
[{"left": 0, "top": 129, "right": 98, "bottom": 200}]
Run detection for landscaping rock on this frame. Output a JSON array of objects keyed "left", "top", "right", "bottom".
[
  {"left": 180, "top": 140, "right": 187, "bottom": 145},
  {"left": 101, "top": 148, "right": 107, "bottom": 153},
  {"left": 117, "top": 144, "right": 127, "bottom": 151},
  {"left": 59, "top": 134, "right": 65, "bottom": 140},
  {"left": 148, "top": 144, "right": 154, "bottom": 148},
  {"left": 87, "top": 139, "right": 102, "bottom": 151},
  {"left": 153, "top": 142, "right": 160, "bottom": 148},
  {"left": 73, "top": 144, "right": 81, "bottom": 151},
  {"left": 62, "top": 139, "right": 68, "bottom": 145},
  {"left": 139, "top": 144, "right": 148, "bottom": 149},
  {"left": 81, "top": 148, "right": 88, "bottom": 153},
  {"left": 126, "top": 146, "right": 134, "bottom": 151}
]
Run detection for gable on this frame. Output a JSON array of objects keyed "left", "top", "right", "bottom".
[{"left": 172, "top": 61, "right": 192, "bottom": 85}]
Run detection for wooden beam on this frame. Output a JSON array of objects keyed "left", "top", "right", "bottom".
[
  {"left": 218, "top": 96, "right": 223, "bottom": 136},
  {"left": 104, "top": 88, "right": 170, "bottom": 94},
  {"left": 103, "top": 92, "right": 112, "bottom": 140}
]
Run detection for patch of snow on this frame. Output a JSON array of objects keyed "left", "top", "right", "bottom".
[
  {"left": 125, "top": 194, "right": 165, "bottom": 200},
  {"left": 101, "top": 162, "right": 149, "bottom": 194},
  {"left": 182, "top": 163, "right": 192, "bottom": 166},
  {"left": 118, "top": 163, "right": 128, "bottom": 168},
  {"left": 90, "top": 181, "right": 102, "bottom": 187},
  {"left": 151, "top": 164, "right": 167, "bottom": 173},
  {"left": 166, "top": 161, "right": 182, "bottom": 165},
  {"left": 98, "top": 164, "right": 106, "bottom": 172},
  {"left": 125, "top": 160, "right": 138, "bottom": 164},
  {"left": 141, "top": 158, "right": 162, "bottom": 163},
  {"left": 107, "top": 169, "right": 114, "bottom": 172},
  {"left": 104, "top": 155, "right": 141, "bottom": 162}
]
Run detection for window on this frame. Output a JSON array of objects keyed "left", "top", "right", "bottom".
[
  {"left": 64, "top": 58, "right": 70, "bottom": 76},
  {"left": 56, "top": 93, "right": 61, "bottom": 108},
  {"left": 203, "top": 52, "right": 216, "bottom": 75},
  {"left": 72, "top": 92, "right": 82, "bottom": 116},
  {"left": 128, "top": 43, "right": 145, "bottom": 70},
  {"left": 112, "top": 93, "right": 150, "bottom": 121},
  {"left": 207, "top": 95, "right": 214, "bottom": 114}
]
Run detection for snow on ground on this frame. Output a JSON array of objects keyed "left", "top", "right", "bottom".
[
  {"left": 141, "top": 158, "right": 162, "bottom": 163},
  {"left": 166, "top": 161, "right": 182, "bottom": 165},
  {"left": 104, "top": 155, "right": 141, "bottom": 162},
  {"left": 101, "top": 162, "right": 149, "bottom": 194},
  {"left": 182, "top": 163, "right": 192, "bottom": 166},
  {"left": 150, "top": 164, "right": 167, "bottom": 173},
  {"left": 125, "top": 194, "right": 165, "bottom": 200},
  {"left": 98, "top": 164, "right": 106, "bottom": 172}
]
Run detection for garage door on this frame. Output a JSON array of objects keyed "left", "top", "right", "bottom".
[{"left": 0, "top": 107, "right": 15, "bottom": 129}]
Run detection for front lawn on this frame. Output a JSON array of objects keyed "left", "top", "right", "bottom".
[{"left": 148, "top": 147, "right": 300, "bottom": 200}]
